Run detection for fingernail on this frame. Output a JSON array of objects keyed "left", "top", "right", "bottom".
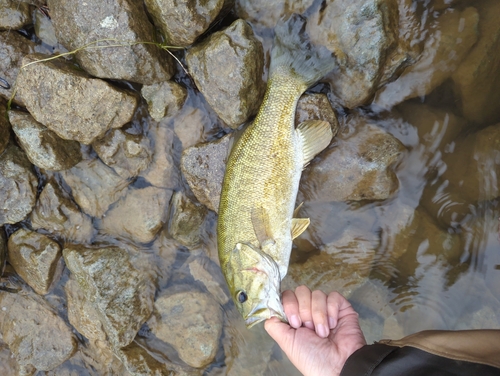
[
  {"left": 317, "top": 324, "right": 328, "bottom": 338},
  {"left": 290, "top": 315, "right": 301, "bottom": 328},
  {"left": 328, "top": 316, "right": 336, "bottom": 329},
  {"left": 304, "top": 321, "right": 314, "bottom": 330}
]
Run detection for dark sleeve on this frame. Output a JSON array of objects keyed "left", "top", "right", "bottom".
[{"left": 340, "top": 330, "right": 500, "bottom": 376}]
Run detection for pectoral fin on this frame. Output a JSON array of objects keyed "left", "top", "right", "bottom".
[
  {"left": 291, "top": 218, "right": 310, "bottom": 239},
  {"left": 251, "top": 206, "right": 274, "bottom": 247},
  {"left": 296, "top": 120, "right": 333, "bottom": 168}
]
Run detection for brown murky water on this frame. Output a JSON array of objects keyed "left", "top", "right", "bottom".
[{"left": 1, "top": 1, "right": 499, "bottom": 375}]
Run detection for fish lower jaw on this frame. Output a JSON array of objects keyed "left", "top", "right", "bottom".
[{"left": 244, "top": 308, "right": 288, "bottom": 328}]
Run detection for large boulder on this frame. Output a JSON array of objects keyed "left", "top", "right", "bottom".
[
  {"left": 47, "top": 0, "right": 174, "bottom": 84},
  {"left": 16, "top": 53, "right": 138, "bottom": 145}
]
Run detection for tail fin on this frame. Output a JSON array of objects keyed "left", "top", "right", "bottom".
[{"left": 270, "top": 14, "right": 337, "bottom": 87}]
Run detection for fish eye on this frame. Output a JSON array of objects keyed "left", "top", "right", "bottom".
[{"left": 236, "top": 290, "right": 248, "bottom": 303}]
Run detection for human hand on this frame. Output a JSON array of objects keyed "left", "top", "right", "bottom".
[{"left": 265, "top": 286, "right": 366, "bottom": 376}]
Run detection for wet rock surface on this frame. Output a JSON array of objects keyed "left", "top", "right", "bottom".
[
  {"left": 168, "top": 191, "right": 207, "bottom": 248},
  {"left": 186, "top": 19, "right": 265, "bottom": 128},
  {"left": 30, "top": 178, "right": 95, "bottom": 244},
  {"left": 151, "top": 289, "right": 223, "bottom": 368},
  {"left": 373, "top": 7, "right": 479, "bottom": 110},
  {"left": 0, "top": 1, "right": 31, "bottom": 31},
  {"left": 60, "top": 159, "right": 130, "bottom": 218},
  {"left": 0, "top": 31, "right": 36, "bottom": 105},
  {"left": 181, "top": 134, "right": 231, "bottom": 212},
  {"left": 0, "top": 100, "right": 10, "bottom": 155},
  {"left": 451, "top": 0, "right": 500, "bottom": 125},
  {"left": 235, "top": 0, "right": 314, "bottom": 29},
  {"left": 7, "top": 228, "right": 62, "bottom": 295},
  {"left": 145, "top": 0, "right": 232, "bottom": 47},
  {"left": 0, "top": 291, "right": 76, "bottom": 371},
  {"left": 9, "top": 110, "right": 82, "bottom": 171},
  {"left": 0, "top": 144, "right": 37, "bottom": 225},
  {"left": 299, "top": 115, "right": 405, "bottom": 202},
  {"left": 63, "top": 244, "right": 156, "bottom": 348},
  {"left": 16, "top": 53, "right": 138, "bottom": 145},
  {"left": 308, "top": 0, "right": 423, "bottom": 108},
  {"left": 141, "top": 81, "right": 187, "bottom": 122},
  {"left": 92, "top": 126, "right": 152, "bottom": 179},
  {"left": 97, "top": 186, "right": 172, "bottom": 244},
  {"left": 47, "top": 0, "right": 174, "bottom": 84},
  {"left": 139, "top": 121, "right": 179, "bottom": 189},
  {"left": 295, "top": 93, "right": 339, "bottom": 130}
]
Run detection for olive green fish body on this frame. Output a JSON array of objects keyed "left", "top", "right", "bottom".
[{"left": 217, "top": 14, "right": 336, "bottom": 327}]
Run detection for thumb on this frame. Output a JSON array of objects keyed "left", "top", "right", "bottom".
[{"left": 264, "top": 317, "right": 295, "bottom": 352}]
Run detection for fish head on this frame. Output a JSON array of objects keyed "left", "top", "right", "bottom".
[{"left": 227, "top": 242, "right": 287, "bottom": 328}]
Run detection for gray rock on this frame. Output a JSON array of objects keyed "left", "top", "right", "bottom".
[
  {"left": 186, "top": 19, "right": 265, "bottom": 128},
  {"left": 34, "top": 7, "right": 59, "bottom": 48},
  {"left": 452, "top": 0, "right": 500, "bottom": 125},
  {"left": 151, "top": 290, "right": 223, "bottom": 368},
  {"left": 7, "top": 228, "right": 61, "bottom": 295},
  {"left": 299, "top": 116, "right": 405, "bottom": 202},
  {"left": 168, "top": 192, "right": 207, "bottom": 248},
  {"left": 0, "top": 291, "right": 76, "bottom": 371},
  {"left": 0, "top": 31, "right": 36, "bottom": 105},
  {"left": 9, "top": 110, "right": 82, "bottom": 171},
  {"left": 145, "top": 0, "right": 232, "bottom": 47},
  {"left": 92, "top": 126, "right": 152, "bottom": 179},
  {"left": 139, "top": 121, "right": 179, "bottom": 189},
  {"left": 47, "top": 0, "right": 174, "bottom": 84},
  {"left": 97, "top": 186, "right": 172, "bottom": 244},
  {"left": 63, "top": 244, "right": 156, "bottom": 348},
  {"left": 235, "top": 0, "right": 314, "bottom": 29},
  {"left": 141, "top": 81, "right": 187, "bottom": 122},
  {"left": 60, "top": 158, "right": 130, "bottom": 218},
  {"left": 307, "top": 0, "right": 423, "bottom": 108},
  {"left": 30, "top": 178, "right": 95, "bottom": 244},
  {"left": 0, "top": 99, "right": 9, "bottom": 154},
  {"left": 373, "top": 7, "right": 479, "bottom": 110},
  {"left": 187, "top": 256, "right": 230, "bottom": 305},
  {"left": 0, "top": 342, "right": 21, "bottom": 375},
  {"left": 171, "top": 96, "right": 213, "bottom": 150},
  {"left": 16, "top": 53, "right": 138, "bottom": 145},
  {"left": 295, "top": 93, "right": 339, "bottom": 131},
  {"left": 0, "top": 144, "right": 37, "bottom": 225},
  {"left": 181, "top": 133, "right": 231, "bottom": 212},
  {"left": 0, "top": 0, "right": 31, "bottom": 31},
  {"left": 0, "top": 227, "right": 6, "bottom": 276}
]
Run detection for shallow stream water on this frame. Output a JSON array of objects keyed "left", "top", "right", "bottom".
[{"left": 1, "top": 1, "right": 500, "bottom": 375}]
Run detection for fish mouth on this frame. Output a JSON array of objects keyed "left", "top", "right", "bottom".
[{"left": 244, "top": 298, "right": 288, "bottom": 328}]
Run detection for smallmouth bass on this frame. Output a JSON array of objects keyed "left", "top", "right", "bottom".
[{"left": 217, "top": 14, "right": 337, "bottom": 327}]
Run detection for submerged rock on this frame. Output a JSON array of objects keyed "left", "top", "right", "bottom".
[
  {"left": 9, "top": 110, "right": 82, "bottom": 171},
  {"left": 181, "top": 134, "right": 231, "bottom": 212},
  {"left": 141, "top": 81, "right": 187, "bottom": 122},
  {"left": 97, "top": 186, "right": 172, "bottom": 244},
  {"left": 63, "top": 244, "right": 156, "bottom": 348},
  {"left": 0, "top": 291, "right": 76, "bottom": 371},
  {"left": 0, "top": 144, "right": 37, "bottom": 226},
  {"left": 92, "top": 126, "right": 152, "bottom": 179},
  {"left": 0, "top": 100, "right": 10, "bottom": 154},
  {"left": 60, "top": 158, "right": 130, "bottom": 218},
  {"left": 16, "top": 53, "right": 138, "bottom": 145},
  {"left": 145, "top": 0, "right": 233, "bottom": 47},
  {"left": 48, "top": 0, "right": 174, "bottom": 84},
  {"left": 235, "top": 0, "right": 314, "bottom": 29},
  {"left": 139, "top": 121, "right": 179, "bottom": 189},
  {"left": 7, "top": 228, "right": 62, "bottom": 295},
  {"left": 307, "top": 0, "right": 423, "bottom": 108},
  {"left": 186, "top": 19, "right": 265, "bottom": 128},
  {"left": 452, "top": 0, "right": 500, "bottom": 125},
  {"left": 373, "top": 7, "right": 479, "bottom": 110},
  {"left": 299, "top": 116, "right": 405, "bottom": 202},
  {"left": 31, "top": 178, "right": 95, "bottom": 244},
  {"left": 0, "top": 1, "right": 31, "bottom": 31},
  {"left": 168, "top": 191, "right": 207, "bottom": 248},
  {"left": 151, "top": 289, "right": 223, "bottom": 368},
  {"left": 0, "top": 31, "right": 36, "bottom": 105}
]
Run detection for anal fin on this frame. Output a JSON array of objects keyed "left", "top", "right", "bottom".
[
  {"left": 296, "top": 120, "right": 333, "bottom": 168},
  {"left": 291, "top": 218, "right": 310, "bottom": 240}
]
